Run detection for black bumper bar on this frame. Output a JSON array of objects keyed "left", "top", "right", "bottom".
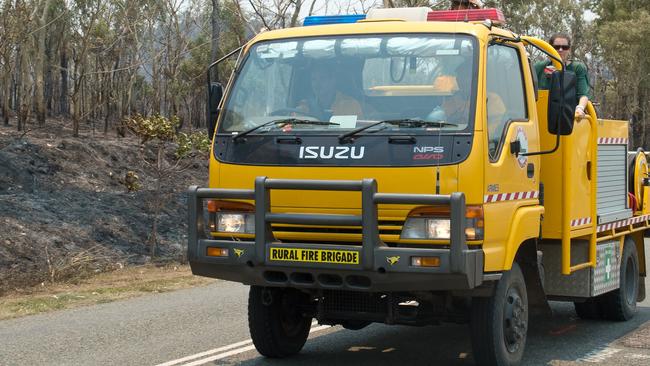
[{"left": 187, "top": 177, "right": 484, "bottom": 291}]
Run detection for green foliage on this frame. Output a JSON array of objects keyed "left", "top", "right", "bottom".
[
  {"left": 122, "top": 114, "right": 180, "bottom": 144},
  {"left": 175, "top": 131, "right": 211, "bottom": 158},
  {"left": 122, "top": 114, "right": 210, "bottom": 158},
  {"left": 121, "top": 171, "right": 140, "bottom": 192}
]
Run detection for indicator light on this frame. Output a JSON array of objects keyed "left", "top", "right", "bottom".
[
  {"left": 207, "top": 247, "right": 229, "bottom": 257},
  {"left": 411, "top": 256, "right": 441, "bottom": 267}
]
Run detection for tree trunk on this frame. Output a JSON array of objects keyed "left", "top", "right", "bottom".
[
  {"left": 34, "top": 0, "right": 53, "bottom": 126},
  {"left": 72, "top": 57, "right": 82, "bottom": 137},
  {"left": 15, "top": 41, "right": 29, "bottom": 131},
  {"left": 60, "top": 46, "right": 69, "bottom": 116},
  {"left": 290, "top": 0, "right": 302, "bottom": 28},
  {"left": 2, "top": 58, "right": 11, "bottom": 126}
]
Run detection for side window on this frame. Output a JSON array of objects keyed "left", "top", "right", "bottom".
[{"left": 486, "top": 44, "right": 527, "bottom": 159}]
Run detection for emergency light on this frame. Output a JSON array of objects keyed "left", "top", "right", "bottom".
[
  {"left": 303, "top": 14, "right": 366, "bottom": 26},
  {"left": 302, "top": 8, "right": 506, "bottom": 27},
  {"left": 427, "top": 8, "right": 506, "bottom": 24}
]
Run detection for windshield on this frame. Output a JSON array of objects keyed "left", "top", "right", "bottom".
[{"left": 219, "top": 34, "right": 477, "bottom": 136}]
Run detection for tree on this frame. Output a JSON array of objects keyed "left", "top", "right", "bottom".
[
  {"left": 593, "top": 2, "right": 650, "bottom": 146},
  {"left": 0, "top": 1, "right": 16, "bottom": 126},
  {"left": 33, "top": 0, "right": 56, "bottom": 126},
  {"left": 123, "top": 114, "right": 209, "bottom": 256},
  {"left": 68, "top": 0, "right": 103, "bottom": 137}
]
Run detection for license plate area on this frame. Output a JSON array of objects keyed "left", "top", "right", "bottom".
[{"left": 268, "top": 246, "right": 361, "bottom": 266}]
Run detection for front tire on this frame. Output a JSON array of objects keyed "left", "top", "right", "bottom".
[
  {"left": 471, "top": 262, "right": 528, "bottom": 366},
  {"left": 248, "top": 286, "right": 312, "bottom": 358}
]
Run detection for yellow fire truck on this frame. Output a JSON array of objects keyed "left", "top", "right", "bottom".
[{"left": 188, "top": 7, "right": 649, "bottom": 366}]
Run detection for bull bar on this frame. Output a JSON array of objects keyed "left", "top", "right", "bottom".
[{"left": 188, "top": 177, "right": 484, "bottom": 291}]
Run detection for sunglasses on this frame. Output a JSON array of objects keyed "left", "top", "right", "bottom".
[{"left": 553, "top": 45, "right": 570, "bottom": 51}]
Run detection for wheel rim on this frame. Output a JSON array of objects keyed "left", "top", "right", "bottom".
[
  {"left": 503, "top": 286, "right": 527, "bottom": 353},
  {"left": 280, "top": 292, "right": 307, "bottom": 337},
  {"left": 624, "top": 256, "right": 638, "bottom": 306}
]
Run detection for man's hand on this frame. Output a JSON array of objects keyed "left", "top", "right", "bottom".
[{"left": 575, "top": 105, "right": 586, "bottom": 119}]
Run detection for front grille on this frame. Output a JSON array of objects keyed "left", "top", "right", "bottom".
[
  {"left": 272, "top": 219, "right": 404, "bottom": 245},
  {"left": 322, "top": 290, "right": 386, "bottom": 315},
  {"left": 272, "top": 220, "right": 403, "bottom": 234}
]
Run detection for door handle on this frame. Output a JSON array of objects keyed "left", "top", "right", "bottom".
[{"left": 527, "top": 163, "right": 534, "bottom": 178}]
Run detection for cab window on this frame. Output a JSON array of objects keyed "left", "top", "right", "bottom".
[{"left": 486, "top": 44, "right": 527, "bottom": 159}]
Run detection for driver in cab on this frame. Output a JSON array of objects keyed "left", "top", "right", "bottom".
[
  {"left": 297, "top": 62, "right": 364, "bottom": 121},
  {"left": 426, "top": 62, "right": 473, "bottom": 126}
]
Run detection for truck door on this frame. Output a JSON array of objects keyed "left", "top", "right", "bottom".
[{"left": 482, "top": 42, "right": 541, "bottom": 270}]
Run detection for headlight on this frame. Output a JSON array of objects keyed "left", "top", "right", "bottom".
[
  {"left": 216, "top": 212, "right": 255, "bottom": 233},
  {"left": 206, "top": 200, "right": 255, "bottom": 234},
  {"left": 400, "top": 205, "right": 483, "bottom": 240},
  {"left": 401, "top": 217, "right": 450, "bottom": 239}
]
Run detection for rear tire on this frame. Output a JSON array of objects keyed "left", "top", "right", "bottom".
[
  {"left": 341, "top": 320, "right": 370, "bottom": 331},
  {"left": 573, "top": 299, "right": 601, "bottom": 320},
  {"left": 471, "top": 262, "right": 528, "bottom": 366},
  {"left": 248, "top": 286, "right": 312, "bottom": 358},
  {"left": 598, "top": 238, "right": 639, "bottom": 321}
]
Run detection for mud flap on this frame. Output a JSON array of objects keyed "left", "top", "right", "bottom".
[{"left": 518, "top": 244, "right": 551, "bottom": 316}]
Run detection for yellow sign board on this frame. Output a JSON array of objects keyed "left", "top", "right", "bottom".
[{"left": 269, "top": 247, "right": 360, "bottom": 265}]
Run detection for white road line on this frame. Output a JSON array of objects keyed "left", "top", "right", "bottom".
[
  {"left": 155, "top": 321, "right": 323, "bottom": 366},
  {"left": 154, "top": 340, "right": 253, "bottom": 366},
  {"left": 177, "top": 325, "right": 332, "bottom": 366},
  {"left": 578, "top": 346, "right": 622, "bottom": 363}
]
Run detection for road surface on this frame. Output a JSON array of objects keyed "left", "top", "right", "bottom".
[{"left": 2, "top": 244, "right": 650, "bottom": 366}]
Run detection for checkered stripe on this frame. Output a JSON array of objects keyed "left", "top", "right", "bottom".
[
  {"left": 597, "top": 214, "right": 650, "bottom": 232},
  {"left": 571, "top": 217, "right": 592, "bottom": 227},
  {"left": 484, "top": 191, "right": 539, "bottom": 203},
  {"left": 597, "top": 137, "right": 628, "bottom": 144}
]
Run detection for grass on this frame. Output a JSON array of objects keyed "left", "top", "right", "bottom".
[{"left": 0, "top": 265, "right": 215, "bottom": 320}]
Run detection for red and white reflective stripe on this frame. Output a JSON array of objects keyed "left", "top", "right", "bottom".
[
  {"left": 597, "top": 214, "right": 650, "bottom": 233},
  {"left": 597, "top": 137, "right": 628, "bottom": 144},
  {"left": 571, "top": 217, "right": 592, "bottom": 227},
  {"left": 484, "top": 191, "right": 539, "bottom": 203}
]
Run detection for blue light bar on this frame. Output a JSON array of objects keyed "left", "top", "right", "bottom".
[{"left": 303, "top": 14, "right": 366, "bottom": 26}]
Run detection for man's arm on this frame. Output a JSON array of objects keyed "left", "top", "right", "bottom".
[{"left": 573, "top": 62, "right": 591, "bottom": 118}]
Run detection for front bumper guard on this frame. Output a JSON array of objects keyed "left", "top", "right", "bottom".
[{"left": 188, "top": 177, "right": 483, "bottom": 292}]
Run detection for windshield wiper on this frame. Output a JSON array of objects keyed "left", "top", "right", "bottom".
[
  {"left": 233, "top": 118, "right": 339, "bottom": 141},
  {"left": 338, "top": 119, "right": 458, "bottom": 143}
]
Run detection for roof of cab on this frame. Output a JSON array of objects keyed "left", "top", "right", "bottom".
[{"left": 248, "top": 20, "right": 514, "bottom": 45}]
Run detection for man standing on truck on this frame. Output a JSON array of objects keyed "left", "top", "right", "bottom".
[{"left": 534, "top": 33, "right": 591, "bottom": 118}]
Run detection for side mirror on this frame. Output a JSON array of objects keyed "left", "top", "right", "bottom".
[
  {"left": 548, "top": 70, "right": 577, "bottom": 136},
  {"left": 207, "top": 82, "right": 224, "bottom": 139}
]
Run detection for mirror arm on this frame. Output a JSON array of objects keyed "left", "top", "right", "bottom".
[
  {"left": 520, "top": 131, "right": 560, "bottom": 157},
  {"left": 207, "top": 45, "right": 245, "bottom": 87}
]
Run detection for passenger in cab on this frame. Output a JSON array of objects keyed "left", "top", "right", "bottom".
[
  {"left": 297, "top": 61, "right": 363, "bottom": 121},
  {"left": 450, "top": 0, "right": 484, "bottom": 10},
  {"left": 426, "top": 61, "right": 473, "bottom": 127},
  {"left": 534, "top": 33, "right": 591, "bottom": 118}
]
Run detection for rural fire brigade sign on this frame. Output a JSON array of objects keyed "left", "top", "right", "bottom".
[{"left": 269, "top": 247, "right": 360, "bottom": 265}]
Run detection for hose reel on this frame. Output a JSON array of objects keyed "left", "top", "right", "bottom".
[{"left": 628, "top": 149, "right": 650, "bottom": 213}]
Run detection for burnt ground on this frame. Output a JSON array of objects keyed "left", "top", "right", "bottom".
[{"left": 0, "top": 118, "right": 208, "bottom": 295}]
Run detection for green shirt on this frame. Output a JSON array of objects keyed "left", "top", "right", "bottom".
[{"left": 534, "top": 60, "right": 592, "bottom": 100}]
